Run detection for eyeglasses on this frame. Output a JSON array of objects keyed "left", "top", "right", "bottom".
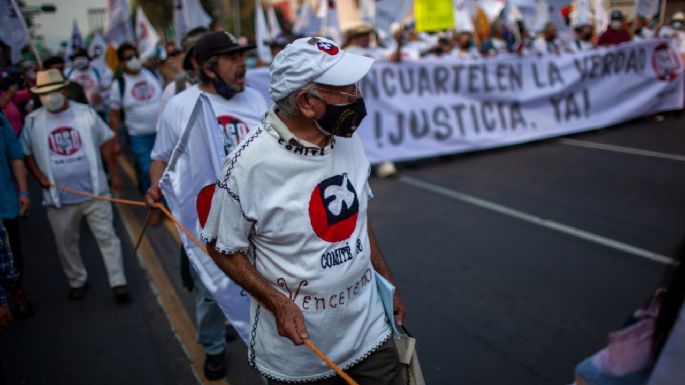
[{"left": 315, "top": 82, "right": 362, "bottom": 100}]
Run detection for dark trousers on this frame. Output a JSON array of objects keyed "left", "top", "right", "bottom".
[{"left": 268, "top": 338, "right": 401, "bottom": 385}]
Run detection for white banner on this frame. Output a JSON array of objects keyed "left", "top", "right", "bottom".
[
  {"left": 358, "top": 40, "right": 684, "bottom": 163},
  {"left": 247, "top": 40, "right": 684, "bottom": 164}
]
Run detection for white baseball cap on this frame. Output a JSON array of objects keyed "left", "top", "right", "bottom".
[{"left": 269, "top": 37, "right": 375, "bottom": 101}]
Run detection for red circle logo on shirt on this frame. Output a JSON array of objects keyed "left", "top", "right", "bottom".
[
  {"left": 652, "top": 42, "right": 682, "bottom": 82},
  {"left": 308, "top": 173, "right": 359, "bottom": 242},
  {"left": 48, "top": 127, "right": 82, "bottom": 156},
  {"left": 131, "top": 80, "right": 155, "bottom": 101},
  {"left": 217, "top": 115, "right": 250, "bottom": 155}
]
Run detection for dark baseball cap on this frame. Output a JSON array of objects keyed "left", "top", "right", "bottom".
[
  {"left": 611, "top": 10, "right": 624, "bottom": 20},
  {"left": 193, "top": 31, "right": 255, "bottom": 65}
]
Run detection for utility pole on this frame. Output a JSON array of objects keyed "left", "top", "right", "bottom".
[{"left": 232, "top": 0, "right": 241, "bottom": 37}]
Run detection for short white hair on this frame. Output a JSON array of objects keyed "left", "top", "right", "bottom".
[{"left": 275, "top": 83, "right": 320, "bottom": 117}]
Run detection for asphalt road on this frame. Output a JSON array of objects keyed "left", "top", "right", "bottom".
[{"left": 1, "top": 113, "right": 683, "bottom": 385}]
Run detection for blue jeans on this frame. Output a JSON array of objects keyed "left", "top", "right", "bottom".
[
  {"left": 190, "top": 265, "right": 226, "bottom": 355},
  {"left": 128, "top": 133, "right": 155, "bottom": 195}
]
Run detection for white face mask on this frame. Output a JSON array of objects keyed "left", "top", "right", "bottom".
[
  {"left": 125, "top": 57, "right": 142, "bottom": 72},
  {"left": 610, "top": 20, "right": 623, "bottom": 30},
  {"left": 40, "top": 92, "right": 66, "bottom": 112}
]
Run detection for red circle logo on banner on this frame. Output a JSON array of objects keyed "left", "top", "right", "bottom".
[{"left": 652, "top": 42, "right": 682, "bottom": 82}]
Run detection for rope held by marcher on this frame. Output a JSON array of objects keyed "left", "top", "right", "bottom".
[{"left": 50, "top": 183, "right": 358, "bottom": 385}]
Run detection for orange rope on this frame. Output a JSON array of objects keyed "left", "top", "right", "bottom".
[
  {"left": 50, "top": 183, "right": 357, "bottom": 384},
  {"left": 305, "top": 340, "right": 359, "bottom": 385}
]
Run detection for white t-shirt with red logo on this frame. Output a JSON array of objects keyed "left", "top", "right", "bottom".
[
  {"left": 201, "top": 110, "right": 391, "bottom": 382},
  {"left": 109, "top": 70, "right": 163, "bottom": 136},
  {"left": 45, "top": 107, "right": 93, "bottom": 204},
  {"left": 151, "top": 85, "right": 267, "bottom": 162}
]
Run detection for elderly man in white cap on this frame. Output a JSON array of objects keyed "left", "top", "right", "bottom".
[
  {"left": 20, "top": 69, "right": 128, "bottom": 303},
  {"left": 202, "top": 37, "right": 407, "bottom": 384}
]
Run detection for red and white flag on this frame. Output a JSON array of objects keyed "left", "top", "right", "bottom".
[
  {"left": 136, "top": 7, "right": 160, "bottom": 61},
  {"left": 159, "top": 94, "right": 251, "bottom": 343}
]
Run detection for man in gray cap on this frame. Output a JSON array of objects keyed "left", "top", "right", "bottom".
[{"left": 202, "top": 36, "right": 406, "bottom": 384}]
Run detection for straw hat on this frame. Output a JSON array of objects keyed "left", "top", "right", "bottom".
[
  {"left": 673, "top": 12, "right": 685, "bottom": 22},
  {"left": 30, "top": 69, "right": 69, "bottom": 95}
]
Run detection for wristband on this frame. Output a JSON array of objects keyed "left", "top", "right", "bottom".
[{"left": 19, "top": 191, "right": 29, "bottom": 197}]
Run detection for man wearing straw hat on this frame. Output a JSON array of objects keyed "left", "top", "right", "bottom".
[
  {"left": 202, "top": 37, "right": 406, "bottom": 384},
  {"left": 20, "top": 69, "right": 129, "bottom": 303}
]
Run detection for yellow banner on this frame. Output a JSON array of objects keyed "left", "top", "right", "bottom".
[{"left": 415, "top": 0, "right": 455, "bottom": 32}]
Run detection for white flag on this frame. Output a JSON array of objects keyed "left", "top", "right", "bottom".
[
  {"left": 268, "top": 6, "right": 283, "bottom": 39},
  {"left": 531, "top": 0, "right": 550, "bottom": 32},
  {"left": 318, "top": 0, "right": 341, "bottom": 43},
  {"left": 635, "top": 0, "right": 659, "bottom": 18},
  {"left": 159, "top": 94, "right": 251, "bottom": 343},
  {"left": 572, "top": 0, "right": 592, "bottom": 26},
  {"left": 173, "top": 0, "right": 212, "bottom": 48},
  {"left": 453, "top": 0, "right": 475, "bottom": 33},
  {"left": 0, "top": 0, "right": 29, "bottom": 64},
  {"left": 136, "top": 7, "right": 160, "bottom": 61},
  {"left": 360, "top": 0, "right": 376, "bottom": 24},
  {"left": 88, "top": 32, "right": 112, "bottom": 84},
  {"left": 293, "top": 0, "right": 321, "bottom": 36},
  {"left": 255, "top": 0, "right": 272, "bottom": 63},
  {"left": 480, "top": 0, "right": 505, "bottom": 20},
  {"left": 88, "top": 32, "right": 107, "bottom": 63},
  {"left": 593, "top": 0, "right": 608, "bottom": 33},
  {"left": 511, "top": 0, "right": 538, "bottom": 28},
  {"left": 105, "top": 0, "right": 134, "bottom": 47},
  {"left": 374, "top": 0, "right": 412, "bottom": 40},
  {"left": 65, "top": 19, "right": 84, "bottom": 62},
  {"left": 548, "top": 0, "right": 571, "bottom": 31}
]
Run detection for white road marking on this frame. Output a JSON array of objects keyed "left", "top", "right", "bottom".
[
  {"left": 399, "top": 176, "right": 676, "bottom": 265},
  {"left": 558, "top": 138, "right": 685, "bottom": 162}
]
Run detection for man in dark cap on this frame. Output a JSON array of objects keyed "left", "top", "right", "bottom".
[
  {"left": 598, "top": 10, "right": 632, "bottom": 46},
  {"left": 146, "top": 31, "right": 268, "bottom": 381}
]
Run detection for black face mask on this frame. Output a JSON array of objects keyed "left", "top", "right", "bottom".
[
  {"left": 313, "top": 97, "right": 367, "bottom": 138},
  {"left": 211, "top": 68, "right": 241, "bottom": 100}
]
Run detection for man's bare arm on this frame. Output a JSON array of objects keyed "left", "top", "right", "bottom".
[
  {"left": 145, "top": 159, "right": 167, "bottom": 206},
  {"left": 206, "top": 240, "right": 309, "bottom": 345},
  {"left": 368, "top": 224, "right": 407, "bottom": 326},
  {"left": 10, "top": 159, "right": 30, "bottom": 215},
  {"left": 24, "top": 155, "right": 50, "bottom": 188}
]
